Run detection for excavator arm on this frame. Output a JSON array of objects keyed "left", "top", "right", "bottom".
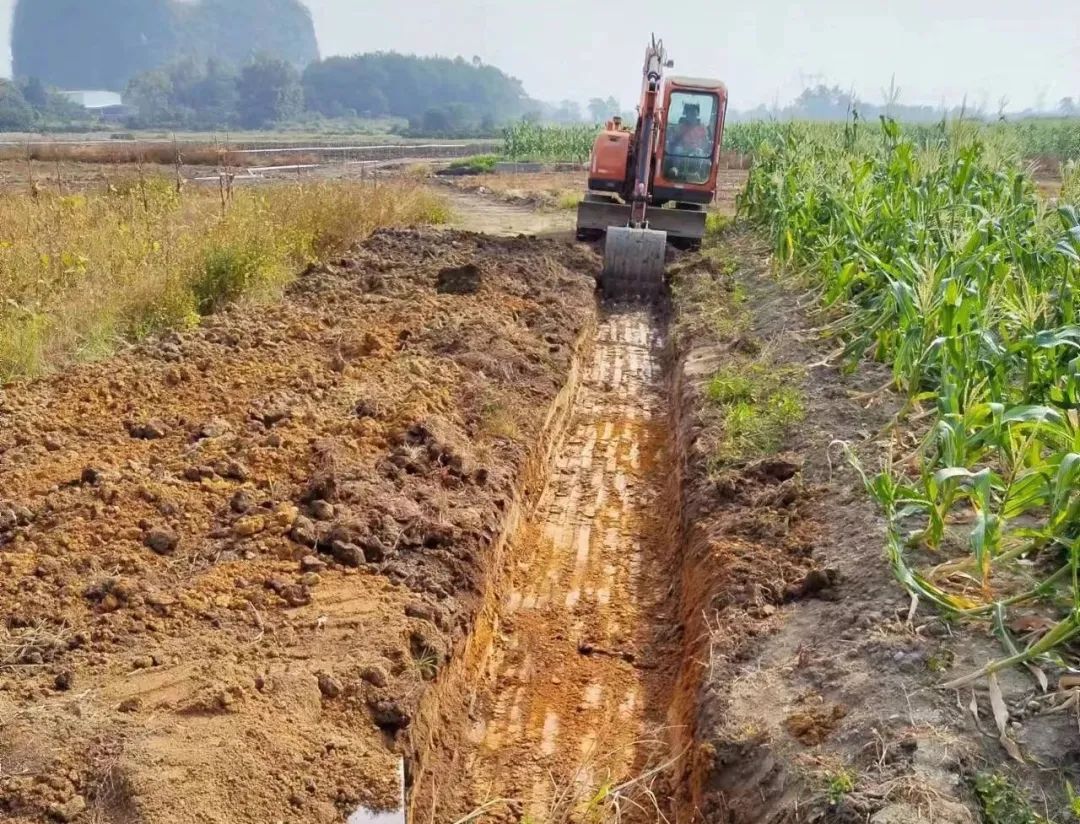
[{"left": 598, "top": 35, "right": 673, "bottom": 300}]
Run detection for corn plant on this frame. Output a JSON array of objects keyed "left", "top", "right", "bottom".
[
  {"left": 502, "top": 122, "right": 598, "bottom": 163},
  {"left": 742, "top": 118, "right": 1080, "bottom": 681}
]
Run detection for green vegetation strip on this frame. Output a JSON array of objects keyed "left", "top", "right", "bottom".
[
  {"left": 740, "top": 118, "right": 1080, "bottom": 682},
  {"left": 706, "top": 363, "right": 804, "bottom": 464}
]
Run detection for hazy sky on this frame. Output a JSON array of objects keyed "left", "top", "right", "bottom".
[{"left": 1, "top": 0, "right": 1077, "bottom": 110}]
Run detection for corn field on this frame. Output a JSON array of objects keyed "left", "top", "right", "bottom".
[
  {"left": 740, "top": 118, "right": 1080, "bottom": 683},
  {"left": 502, "top": 122, "right": 599, "bottom": 163},
  {"left": 726, "top": 118, "right": 1080, "bottom": 161}
]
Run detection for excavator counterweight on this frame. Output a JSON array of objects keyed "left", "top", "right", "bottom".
[{"left": 577, "top": 37, "right": 728, "bottom": 300}]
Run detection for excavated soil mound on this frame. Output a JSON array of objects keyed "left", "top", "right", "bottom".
[{"left": 0, "top": 229, "right": 598, "bottom": 824}]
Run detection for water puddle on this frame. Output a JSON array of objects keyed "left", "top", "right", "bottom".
[
  {"left": 348, "top": 759, "right": 406, "bottom": 824},
  {"left": 347, "top": 808, "right": 405, "bottom": 824}
]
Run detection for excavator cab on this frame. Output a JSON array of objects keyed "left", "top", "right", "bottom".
[
  {"left": 663, "top": 95, "right": 718, "bottom": 184},
  {"left": 576, "top": 39, "right": 728, "bottom": 300}
]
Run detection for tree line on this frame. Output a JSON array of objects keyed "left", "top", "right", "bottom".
[
  {"left": 122, "top": 52, "right": 538, "bottom": 133},
  {"left": 0, "top": 51, "right": 627, "bottom": 135}
]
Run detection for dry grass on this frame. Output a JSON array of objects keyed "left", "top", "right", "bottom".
[
  {"left": 0, "top": 177, "right": 448, "bottom": 379},
  {"left": 0, "top": 142, "right": 321, "bottom": 168},
  {"left": 0, "top": 621, "right": 71, "bottom": 668}
]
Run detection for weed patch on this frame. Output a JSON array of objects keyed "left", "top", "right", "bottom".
[
  {"left": 669, "top": 250, "right": 745, "bottom": 346},
  {"left": 973, "top": 773, "right": 1046, "bottom": 824},
  {"left": 556, "top": 191, "right": 583, "bottom": 210},
  {"left": 446, "top": 154, "right": 500, "bottom": 174},
  {"left": 706, "top": 361, "right": 804, "bottom": 464},
  {"left": 825, "top": 768, "right": 856, "bottom": 805}
]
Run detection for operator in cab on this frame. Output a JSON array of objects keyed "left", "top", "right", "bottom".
[{"left": 670, "top": 103, "right": 708, "bottom": 153}]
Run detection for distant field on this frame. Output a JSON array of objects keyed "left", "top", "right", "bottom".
[{"left": 498, "top": 117, "right": 1080, "bottom": 166}]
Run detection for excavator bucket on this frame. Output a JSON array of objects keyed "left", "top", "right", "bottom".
[{"left": 601, "top": 226, "right": 667, "bottom": 300}]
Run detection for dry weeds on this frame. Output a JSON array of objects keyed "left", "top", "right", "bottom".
[{"left": 0, "top": 177, "right": 448, "bottom": 379}]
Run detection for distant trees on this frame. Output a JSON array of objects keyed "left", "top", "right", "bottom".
[
  {"left": 730, "top": 83, "right": 978, "bottom": 124},
  {"left": 237, "top": 56, "right": 304, "bottom": 128},
  {"left": 0, "top": 81, "right": 34, "bottom": 131},
  {"left": 125, "top": 59, "right": 239, "bottom": 128},
  {"left": 792, "top": 85, "right": 857, "bottom": 119},
  {"left": 587, "top": 97, "right": 621, "bottom": 123},
  {"left": 20, "top": 77, "right": 49, "bottom": 109},
  {"left": 0, "top": 78, "right": 91, "bottom": 130},
  {"left": 549, "top": 100, "right": 583, "bottom": 124},
  {"left": 124, "top": 55, "right": 302, "bottom": 129},
  {"left": 300, "top": 53, "right": 531, "bottom": 131},
  {"left": 120, "top": 51, "right": 532, "bottom": 132},
  {"left": 11, "top": 0, "right": 318, "bottom": 91}
]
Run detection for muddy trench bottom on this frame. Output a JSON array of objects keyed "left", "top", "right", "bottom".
[{"left": 423, "top": 307, "right": 680, "bottom": 821}]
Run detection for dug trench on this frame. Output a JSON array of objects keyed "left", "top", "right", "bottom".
[
  {"left": 0, "top": 185, "right": 1037, "bottom": 824},
  {"left": 408, "top": 195, "right": 1044, "bottom": 823}
]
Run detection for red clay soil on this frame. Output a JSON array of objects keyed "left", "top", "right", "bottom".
[{"left": 0, "top": 228, "right": 598, "bottom": 824}]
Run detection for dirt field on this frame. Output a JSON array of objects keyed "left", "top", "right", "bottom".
[
  {"left": 0, "top": 223, "right": 598, "bottom": 823},
  {"left": 3, "top": 167, "right": 1077, "bottom": 824}
]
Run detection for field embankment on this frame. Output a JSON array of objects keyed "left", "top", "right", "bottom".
[
  {"left": 667, "top": 229, "right": 994, "bottom": 822},
  {"left": 0, "top": 139, "right": 499, "bottom": 169}
]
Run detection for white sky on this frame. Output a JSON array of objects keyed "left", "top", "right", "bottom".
[{"left": 1, "top": 0, "right": 1077, "bottom": 111}]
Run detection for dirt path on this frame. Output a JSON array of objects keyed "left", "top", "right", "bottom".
[
  {"left": 441, "top": 189, "right": 575, "bottom": 237},
  {"left": 426, "top": 309, "right": 677, "bottom": 820}
]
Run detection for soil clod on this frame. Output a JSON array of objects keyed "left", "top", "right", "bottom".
[{"left": 144, "top": 527, "right": 179, "bottom": 555}]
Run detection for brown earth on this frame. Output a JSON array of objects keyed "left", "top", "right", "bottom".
[
  {"left": 442, "top": 171, "right": 586, "bottom": 212},
  {"left": 437, "top": 188, "right": 576, "bottom": 238},
  {"left": 0, "top": 226, "right": 599, "bottom": 824}
]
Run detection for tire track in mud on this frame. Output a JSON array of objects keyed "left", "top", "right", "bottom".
[{"left": 444, "top": 309, "right": 678, "bottom": 821}]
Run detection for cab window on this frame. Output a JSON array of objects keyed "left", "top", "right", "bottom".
[{"left": 663, "top": 91, "right": 718, "bottom": 184}]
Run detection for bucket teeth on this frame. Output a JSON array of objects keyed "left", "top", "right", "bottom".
[{"left": 601, "top": 226, "right": 667, "bottom": 300}]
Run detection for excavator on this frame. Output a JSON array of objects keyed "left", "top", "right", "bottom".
[{"left": 576, "top": 36, "right": 728, "bottom": 299}]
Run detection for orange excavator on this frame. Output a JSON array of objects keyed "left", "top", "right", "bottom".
[{"left": 576, "top": 36, "right": 728, "bottom": 298}]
